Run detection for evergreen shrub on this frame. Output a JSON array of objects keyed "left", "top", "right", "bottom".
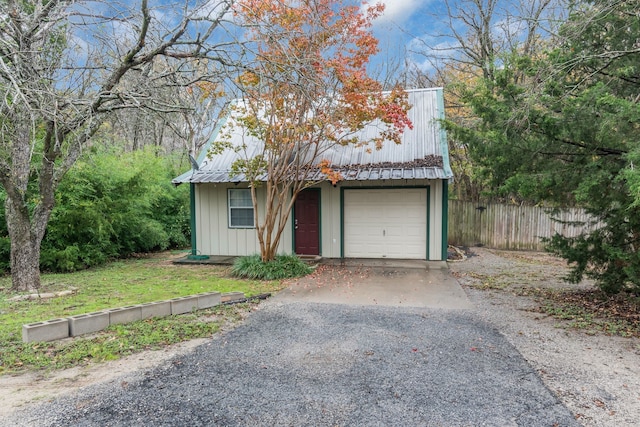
[
  {"left": 0, "top": 147, "right": 190, "bottom": 273},
  {"left": 231, "top": 254, "right": 313, "bottom": 280}
]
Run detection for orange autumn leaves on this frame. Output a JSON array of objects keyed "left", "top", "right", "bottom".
[
  {"left": 232, "top": 0, "right": 412, "bottom": 185},
  {"left": 318, "top": 159, "right": 342, "bottom": 185}
]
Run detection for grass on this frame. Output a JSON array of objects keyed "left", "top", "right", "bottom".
[
  {"left": 1, "top": 303, "right": 257, "bottom": 373},
  {"left": 458, "top": 254, "right": 640, "bottom": 338},
  {"left": 0, "top": 251, "right": 284, "bottom": 374},
  {"left": 463, "top": 271, "right": 514, "bottom": 290},
  {"left": 534, "top": 288, "right": 640, "bottom": 338}
]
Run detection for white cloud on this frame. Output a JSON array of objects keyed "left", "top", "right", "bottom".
[
  {"left": 406, "top": 36, "right": 460, "bottom": 72},
  {"left": 192, "top": 0, "right": 234, "bottom": 20},
  {"left": 367, "top": 0, "right": 425, "bottom": 24},
  {"left": 408, "top": 34, "right": 459, "bottom": 57}
]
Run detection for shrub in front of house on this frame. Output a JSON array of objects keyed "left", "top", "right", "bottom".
[
  {"left": 0, "top": 147, "right": 190, "bottom": 274},
  {"left": 231, "top": 254, "right": 313, "bottom": 280},
  {"left": 38, "top": 148, "right": 190, "bottom": 272}
]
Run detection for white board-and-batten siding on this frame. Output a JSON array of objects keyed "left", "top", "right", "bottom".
[
  {"left": 194, "top": 183, "right": 292, "bottom": 257},
  {"left": 194, "top": 179, "right": 447, "bottom": 260}
]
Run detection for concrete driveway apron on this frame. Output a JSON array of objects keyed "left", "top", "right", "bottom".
[
  {"left": 9, "top": 261, "right": 580, "bottom": 427},
  {"left": 276, "top": 259, "right": 474, "bottom": 309}
]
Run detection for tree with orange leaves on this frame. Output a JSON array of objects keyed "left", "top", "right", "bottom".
[{"left": 216, "top": 0, "right": 412, "bottom": 262}]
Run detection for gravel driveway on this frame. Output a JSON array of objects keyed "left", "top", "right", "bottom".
[
  {"left": 6, "top": 298, "right": 579, "bottom": 426},
  {"left": 7, "top": 248, "right": 636, "bottom": 426},
  {"left": 449, "top": 248, "right": 640, "bottom": 426}
]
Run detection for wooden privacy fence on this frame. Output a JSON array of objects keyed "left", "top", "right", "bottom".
[{"left": 447, "top": 200, "right": 599, "bottom": 251}]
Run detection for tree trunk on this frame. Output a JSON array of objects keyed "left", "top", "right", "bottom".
[
  {"left": 5, "top": 197, "right": 42, "bottom": 292},
  {"left": 257, "top": 183, "right": 300, "bottom": 263},
  {"left": 10, "top": 235, "right": 41, "bottom": 293}
]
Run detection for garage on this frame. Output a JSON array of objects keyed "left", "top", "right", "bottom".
[
  {"left": 343, "top": 188, "right": 428, "bottom": 259},
  {"left": 175, "top": 88, "right": 452, "bottom": 261}
]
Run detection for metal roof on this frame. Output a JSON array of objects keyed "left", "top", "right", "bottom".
[{"left": 173, "top": 88, "right": 453, "bottom": 184}]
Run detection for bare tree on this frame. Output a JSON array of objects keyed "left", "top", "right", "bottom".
[
  {"left": 162, "top": 68, "right": 228, "bottom": 162},
  {"left": 403, "top": 0, "right": 566, "bottom": 201},
  {"left": 104, "top": 58, "right": 227, "bottom": 162},
  {"left": 0, "top": 0, "right": 239, "bottom": 291},
  {"left": 409, "top": 0, "right": 565, "bottom": 82}
]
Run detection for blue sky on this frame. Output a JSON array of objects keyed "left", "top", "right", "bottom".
[
  {"left": 366, "top": 0, "right": 566, "bottom": 80},
  {"left": 367, "top": 0, "right": 447, "bottom": 77},
  {"left": 65, "top": 0, "right": 559, "bottom": 87},
  {"left": 369, "top": 0, "right": 439, "bottom": 39},
  {"left": 66, "top": 0, "right": 441, "bottom": 82}
]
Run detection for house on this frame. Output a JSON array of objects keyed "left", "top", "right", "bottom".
[{"left": 173, "top": 87, "right": 453, "bottom": 261}]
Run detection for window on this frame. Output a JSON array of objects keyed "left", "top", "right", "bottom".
[{"left": 228, "top": 189, "right": 255, "bottom": 228}]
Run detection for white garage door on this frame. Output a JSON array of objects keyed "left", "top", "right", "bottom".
[{"left": 344, "top": 189, "right": 427, "bottom": 259}]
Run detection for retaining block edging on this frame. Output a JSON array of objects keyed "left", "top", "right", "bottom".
[
  {"left": 21, "top": 291, "right": 247, "bottom": 343},
  {"left": 68, "top": 311, "right": 110, "bottom": 337},
  {"left": 222, "top": 291, "right": 245, "bottom": 303},
  {"left": 138, "top": 301, "right": 172, "bottom": 319},
  {"left": 108, "top": 305, "right": 142, "bottom": 325},
  {"left": 22, "top": 318, "right": 69, "bottom": 343},
  {"left": 198, "top": 292, "right": 222, "bottom": 309},
  {"left": 170, "top": 295, "right": 200, "bottom": 315}
]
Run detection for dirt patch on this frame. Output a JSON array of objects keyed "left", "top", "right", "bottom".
[
  {"left": 450, "top": 247, "right": 640, "bottom": 427},
  {"left": 0, "top": 339, "right": 207, "bottom": 418},
  {"left": 0, "top": 301, "right": 259, "bottom": 419}
]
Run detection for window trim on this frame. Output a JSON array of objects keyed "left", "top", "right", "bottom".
[{"left": 228, "top": 188, "right": 255, "bottom": 229}]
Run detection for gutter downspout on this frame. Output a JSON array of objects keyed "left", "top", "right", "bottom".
[{"left": 441, "top": 181, "right": 449, "bottom": 261}]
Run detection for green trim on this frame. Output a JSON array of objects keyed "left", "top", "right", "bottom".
[
  {"left": 441, "top": 181, "right": 449, "bottom": 261},
  {"left": 172, "top": 105, "right": 232, "bottom": 184},
  {"left": 187, "top": 183, "right": 209, "bottom": 260},
  {"left": 436, "top": 88, "right": 454, "bottom": 179},
  {"left": 172, "top": 169, "right": 193, "bottom": 184},
  {"left": 340, "top": 187, "right": 345, "bottom": 258},
  {"left": 317, "top": 188, "right": 323, "bottom": 256},
  {"left": 196, "top": 113, "right": 230, "bottom": 164},
  {"left": 190, "top": 183, "right": 196, "bottom": 255},
  {"left": 340, "top": 185, "right": 430, "bottom": 260},
  {"left": 426, "top": 185, "right": 431, "bottom": 260}
]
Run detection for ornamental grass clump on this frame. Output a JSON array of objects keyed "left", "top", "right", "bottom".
[{"left": 232, "top": 254, "right": 313, "bottom": 280}]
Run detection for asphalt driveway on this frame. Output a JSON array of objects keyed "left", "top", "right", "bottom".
[{"left": 7, "top": 265, "right": 579, "bottom": 427}]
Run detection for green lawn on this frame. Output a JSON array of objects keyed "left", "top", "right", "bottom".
[{"left": 0, "top": 251, "right": 284, "bottom": 374}]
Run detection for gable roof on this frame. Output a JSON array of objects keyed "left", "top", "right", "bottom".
[{"left": 173, "top": 87, "right": 453, "bottom": 184}]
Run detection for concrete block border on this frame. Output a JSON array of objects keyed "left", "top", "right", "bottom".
[
  {"left": 139, "top": 301, "right": 172, "bottom": 319},
  {"left": 21, "top": 292, "right": 247, "bottom": 343},
  {"left": 170, "top": 295, "right": 200, "bottom": 315},
  {"left": 221, "top": 291, "right": 244, "bottom": 303},
  {"left": 108, "top": 305, "right": 142, "bottom": 325},
  {"left": 69, "top": 311, "right": 110, "bottom": 337},
  {"left": 198, "top": 292, "right": 222, "bottom": 309},
  {"left": 22, "top": 318, "right": 69, "bottom": 343}
]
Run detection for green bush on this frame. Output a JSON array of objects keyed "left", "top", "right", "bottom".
[
  {"left": 0, "top": 147, "right": 191, "bottom": 274},
  {"left": 40, "top": 147, "right": 190, "bottom": 272},
  {"left": 0, "top": 236, "right": 9, "bottom": 272},
  {"left": 231, "top": 254, "right": 313, "bottom": 280}
]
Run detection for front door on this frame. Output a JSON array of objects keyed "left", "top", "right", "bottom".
[{"left": 294, "top": 189, "right": 320, "bottom": 256}]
